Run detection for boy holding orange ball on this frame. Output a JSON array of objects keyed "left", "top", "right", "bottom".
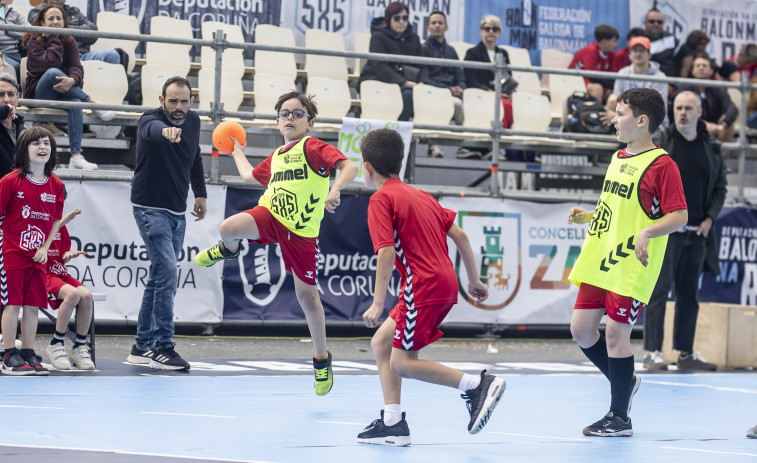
[{"left": 196, "top": 91, "right": 358, "bottom": 395}]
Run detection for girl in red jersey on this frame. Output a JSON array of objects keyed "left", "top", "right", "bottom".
[{"left": 0, "top": 126, "right": 65, "bottom": 375}]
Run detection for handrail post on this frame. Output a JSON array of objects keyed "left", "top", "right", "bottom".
[
  {"left": 490, "top": 53, "right": 505, "bottom": 197},
  {"left": 210, "top": 29, "right": 227, "bottom": 183},
  {"left": 737, "top": 70, "right": 749, "bottom": 205}
]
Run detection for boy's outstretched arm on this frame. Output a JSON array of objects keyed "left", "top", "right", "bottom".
[
  {"left": 448, "top": 224, "right": 488, "bottom": 304},
  {"left": 635, "top": 208, "right": 688, "bottom": 267},
  {"left": 363, "top": 245, "right": 395, "bottom": 328},
  {"left": 325, "top": 159, "right": 358, "bottom": 213},
  {"left": 229, "top": 136, "right": 256, "bottom": 183}
]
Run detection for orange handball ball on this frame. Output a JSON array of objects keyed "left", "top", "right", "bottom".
[{"left": 212, "top": 121, "right": 246, "bottom": 154}]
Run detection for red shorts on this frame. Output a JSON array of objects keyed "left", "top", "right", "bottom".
[
  {"left": 46, "top": 273, "right": 84, "bottom": 310},
  {"left": 390, "top": 301, "right": 454, "bottom": 351},
  {"left": 574, "top": 283, "right": 644, "bottom": 325},
  {"left": 245, "top": 206, "right": 319, "bottom": 286},
  {"left": 4, "top": 267, "right": 47, "bottom": 308}
]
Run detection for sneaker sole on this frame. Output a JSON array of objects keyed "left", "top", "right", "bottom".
[
  {"left": 582, "top": 428, "right": 633, "bottom": 437},
  {"left": 642, "top": 363, "right": 668, "bottom": 371},
  {"left": 126, "top": 355, "right": 152, "bottom": 365},
  {"left": 627, "top": 375, "right": 641, "bottom": 415},
  {"left": 357, "top": 436, "right": 411, "bottom": 447},
  {"left": 70, "top": 359, "right": 95, "bottom": 370},
  {"left": 1, "top": 368, "right": 36, "bottom": 376},
  {"left": 148, "top": 360, "right": 190, "bottom": 371},
  {"left": 34, "top": 369, "right": 50, "bottom": 376},
  {"left": 469, "top": 377, "right": 506, "bottom": 434}
]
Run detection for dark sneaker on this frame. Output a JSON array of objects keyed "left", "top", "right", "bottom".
[
  {"left": 747, "top": 425, "right": 757, "bottom": 438},
  {"left": 462, "top": 370, "right": 506, "bottom": 434},
  {"left": 628, "top": 374, "right": 641, "bottom": 415},
  {"left": 677, "top": 352, "right": 717, "bottom": 371},
  {"left": 195, "top": 240, "right": 240, "bottom": 268},
  {"left": 583, "top": 412, "right": 633, "bottom": 437},
  {"left": 20, "top": 350, "right": 49, "bottom": 376},
  {"left": 357, "top": 411, "right": 411, "bottom": 447},
  {"left": 149, "top": 344, "right": 190, "bottom": 371},
  {"left": 313, "top": 351, "right": 333, "bottom": 396},
  {"left": 642, "top": 350, "right": 668, "bottom": 371},
  {"left": 2, "top": 352, "right": 35, "bottom": 376},
  {"left": 127, "top": 344, "right": 154, "bottom": 365}
]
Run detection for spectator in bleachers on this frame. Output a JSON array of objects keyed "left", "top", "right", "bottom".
[
  {"left": 568, "top": 24, "right": 619, "bottom": 104},
  {"left": 682, "top": 53, "right": 738, "bottom": 146},
  {"left": 0, "top": 72, "right": 22, "bottom": 176},
  {"left": 613, "top": 28, "right": 647, "bottom": 72},
  {"left": 719, "top": 43, "right": 757, "bottom": 82},
  {"left": 644, "top": 8, "right": 692, "bottom": 78},
  {"left": 607, "top": 36, "right": 668, "bottom": 128},
  {"left": 422, "top": 10, "right": 473, "bottom": 159},
  {"left": 29, "top": 0, "right": 121, "bottom": 65},
  {"left": 22, "top": 3, "right": 115, "bottom": 170},
  {"left": 0, "top": 0, "right": 28, "bottom": 82},
  {"left": 358, "top": 1, "right": 427, "bottom": 121}
]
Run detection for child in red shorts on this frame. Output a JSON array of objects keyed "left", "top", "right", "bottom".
[
  {"left": 356, "top": 128, "right": 505, "bottom": 447},
  {"left": 0, "top": 126, "right": 65, "bottom": 376},
  {"left": 44, "top": 201, "right": 94, "bottom": 371},
  {"left": 195, "top": 91, "right": 358, "bottom": 395}
]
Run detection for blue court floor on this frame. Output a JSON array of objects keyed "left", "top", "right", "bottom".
[{"left": 0, "top": 368, "right": 755, "bottom": 462}]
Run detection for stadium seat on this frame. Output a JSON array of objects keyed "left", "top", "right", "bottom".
[
  {"left": 141, "top": 64, "right": 185, "bottom": 106},
  {"left": 353, "top": 32, "right": 371, "bottom": 74},
  {"left": 305, "top": 29, "right": 348, "bottom": 81},
  {"left": 412, "top": 84, "right": 454, "bottom": 125},
  {"left": 449, "top": 40, "right": 474, "bottom": 60},
  {"left": 462, "top": 88, "right": 496, "bottom": 130},
  {"left": 511, "top": 70, "right": 542, "bottom": 95},
  {"left": 306, "top": 76, "right": 351, "bottom": 119},
  {"left": 503, "top": 45, "right": 532, "bottom": 66},
  {"left": 91, "top": 12, "right": 139, "bottom": 73},
  {"left": 198, "top": 68, "right": 244, "bottom": 112},
  {"left": 81, "top": 61, "right": 128, "bottom": 105},
  {"left": 146, "top": 16, "right": 193, "bottom": 76},
  {"left": 254, "top": 73, "right": 297, "bottom": 116},
  {"left": 254, "top": 25, "right": 297, "bottom": 81},
  {"left": 201, "top": 21, "right": 245, "bottom": 77},
  {"left": 359, "top": 80, "right": 402, "bottom": 121},
  {"left": 549, "top": 74, "right": 586, "bottom": 119},
  {"left": 541, "top": 48, "right": 574, "bottom": 89},
  {"left": 511, "top": 92, "right": 551, "bottom": 132}
]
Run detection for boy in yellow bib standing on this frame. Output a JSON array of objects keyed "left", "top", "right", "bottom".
[
  {"left": 195, "top": 91, "right": 358, "bottom": 395},
  {"left": 567, "top": 88, "right": 688, "bottom": 436}
]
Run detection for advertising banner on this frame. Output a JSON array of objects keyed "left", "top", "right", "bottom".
[
  {"left": 62, "top": 181, "right": 226, "bottom": 323},
  {"left": 337, "top": 117, "right": 413, "bottom": 183}
]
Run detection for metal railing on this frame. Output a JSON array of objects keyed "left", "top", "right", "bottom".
[{"left": 2, "top": 23, "right": 756, "bottom": 202}]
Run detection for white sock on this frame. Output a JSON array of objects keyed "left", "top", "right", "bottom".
[
  {"left": 383, "top": 404, "right": 402, "bottom": 426},
  {"left": 458, "top": 373, "right": 481, "bottom": 392}
]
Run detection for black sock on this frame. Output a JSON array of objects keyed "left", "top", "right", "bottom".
[
  {"left": 51, "top": 330, "right": 66, "bottom": 345},
  {"left": 4, "top": 347, "right": 18, "bottom": 357},
  {"left": 74, "top": 334, "right": 87, "bottom": 348},
  {"left": 608, "top": 356, "right": 634, "bottom": 420},
  {"left": 580, "top": 335, "right": 610, "bottom": 379}
]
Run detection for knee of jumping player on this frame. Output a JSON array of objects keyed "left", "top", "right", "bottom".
[{"left": 389, "top": 351, "right": 415, "bottom": 378}]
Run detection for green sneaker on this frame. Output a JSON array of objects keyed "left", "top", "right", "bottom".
[
  {"left": 313, "top": 351, "right": 333, "bottom": 396},
  {"left": 195, "top": 240, "right": 240, "bottom": 267}
]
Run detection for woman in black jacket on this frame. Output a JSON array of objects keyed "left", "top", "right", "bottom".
[{"left": 358, "top": 2, "right": 427, "bottom": 121}]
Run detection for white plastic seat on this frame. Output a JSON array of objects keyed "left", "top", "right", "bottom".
[
  {"left": 541, "top": 48, "right": 574, "bottom": 90},
  {"left": 254, "top": 73, "right": 297, "bottom": 116},
  {"left": 462, "top": 88, "right": 496, "bottom": 129},
  {"left": 305, "top": 29, "right": 348, "bottom": 81},
  {"left": 198, "top": 69, "right": 244, "bottom": 112},
  {"left": 201, "top": 21, "right": 245, "bottom": 77},
  {"left": 511, "top": 70, "right": 542, "bottom": 95},
  {"left": 305, "top": 77, "right": 351, "bottom": 119},
  {"left": 140, "top": 64, "right": 184, "bottom": 106},
  {"left": 81, "top": 61, "right": 128, "bottom": 104},
  {"left": 254, "top": 25, "right": 297, "bottom": 81},
  {"left": 412, "top": 84, "right": 454, "bottom": 125},
  {"left": 353, "top": 32, "right": 371, "bottom": 74},
  {"left": 511, "top": 92, "right": 552, "bottom": 132},
  {"left": 90, "top": 12, "right": 139, "bottom": 73},
  {"left": 146, "top": 16, "right": 193, "bottom": 76},
  {"left": 549, "top": 74, "right": 586, "bottom": 119},
  {"left": 449, "top": 41, "right": 474, "bottom": 60},
  {"left": 359, "top": 80, "right": 402, "bottom": 121},
  {"left": 503, "top": 45, "right": 532, "bottom": 66}
]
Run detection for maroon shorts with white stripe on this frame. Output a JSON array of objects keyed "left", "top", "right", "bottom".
[
  {"left": 390, "top": 301, "right": 455, "bottom": 351},
  {"left": 574, "top": 282, "right": 644, "bottom": 325},
  {"left": 244, "top": 205, "right": 320, "bottom": 286}
]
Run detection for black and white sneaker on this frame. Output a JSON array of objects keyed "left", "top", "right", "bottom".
[
  {"left": 583, "top": 412, "right": 633, "bottom": 437},
  {"left": 462, "top": 370, "right": 506, "bottom": 434},
  {"left": 21, "top": 349, "right": 50, "bottom": 376},
  {"left": 2, "top": 351, "right": 35, "bottom": 376},
  {"left": 357, "top": 411, "right": 411, "bottom": 447},
  {"left": 149, "top": 344, "right": 190, "bottom": 371},
  {"left": 127, "top": 344, "right": 154, "bottom": 365},
  {"left": 628, "top": 374, "right": 641, "bottom": 415},
  {"left": 747, "top": 425, "right": 757, "bottom": 438}
]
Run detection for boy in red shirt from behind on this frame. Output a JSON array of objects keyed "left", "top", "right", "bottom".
[{"left": 357, "top": 129, "right": 505, "bottom": 446}]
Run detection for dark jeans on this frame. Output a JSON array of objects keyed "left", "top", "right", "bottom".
[
  {"left": 399, "top": 87, "right": 413, "bottom": 121},
  {"left": 643, "top": 231, "right": 707, "bottom": 352}
]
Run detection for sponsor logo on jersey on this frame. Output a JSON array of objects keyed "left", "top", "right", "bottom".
[
  {"left": 618, "top": 163, "right": 638, "bottom": 176},
  {"left": 270, "top": 163, "right": 309, "bottom": 184},
  {"left": 16, "top": 191, "right": 23, "bottom": 198},
  {"left": 603, "top": 179, "right": 635, "bottom": 199},
  {"left": 40, "top": 192, "right": 56, "bottom": 203},
  {"left": 22, "top": 204, "right": 30, "bottom": 219},
  {"left": 588, "top": 200, "right": 612, "bottom": 238},
  {"left": 22, "top": 205, "right": 50, "bottom": 221},
  {"left": 282, "top": 152, "right": 303, "bottom": 164},
  {"left": 20, "top": 224, "right": 45, "bottom": 251}
]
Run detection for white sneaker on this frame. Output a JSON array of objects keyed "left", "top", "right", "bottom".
[
  {"left": 642, "top": 350, "right": 668, "bottom": 370},
  {"left": 428, "top": 145, "right": 444, "bottom": 158},
  {"left": 44, "top": 342, "right": 71, "bottom": 370},
  {"left": 93, "top": 108, "right": 116, "bottom": 121},
  {"left": 69, "top": 155, "right": 98, "bottom": 170},
  {"left": 69, "top": 344, "right": 95, "bottom": 370}
]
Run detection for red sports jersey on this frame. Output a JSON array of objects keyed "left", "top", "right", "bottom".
[
  {"left": 0, "top": 170, "right": 64, "bottom": 270},
  {"left": 46, "top": 224, "right": 71, "bottom": 277},
  {"left": 619, "top": 148, "right": 687, "bottom": 216},
  {"left": 367, "top": 178, "right": 458, "bottom": 307},
  {"left": 569, "top": 42, "right": 615, "bottom": 86},
  {"left": 252, "top": 137, "right": 347, "bottom": 186}
]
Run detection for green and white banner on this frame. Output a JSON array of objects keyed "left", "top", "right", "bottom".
[{"left": 337, "top": 117, "right": 413, "bottom": 184}]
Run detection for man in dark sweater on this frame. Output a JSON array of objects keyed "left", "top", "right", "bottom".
[
  {"left": 642, "top": 90, "right": 727, "bottom": 371},
  {"left": 128, "top": 76, "right": 207, "bottom": 371},
  {"left": 0, "top": 72, "right": 23, "bottom": 177}
]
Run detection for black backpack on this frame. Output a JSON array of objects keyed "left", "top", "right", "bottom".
[{"left": 566, "top": 92, "right": 612, "bottom": 134}]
